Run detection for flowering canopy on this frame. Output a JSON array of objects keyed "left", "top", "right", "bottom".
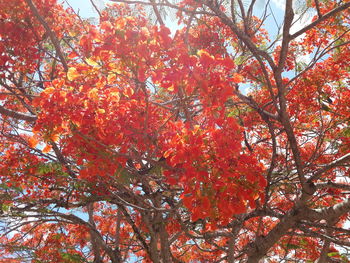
[{"left": 0, "top": 0, "right": 350, "bottom": 262}]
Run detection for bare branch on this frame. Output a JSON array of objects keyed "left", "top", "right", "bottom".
[
  {"left": 0, "top": 105, "right": 37, "bottom": 122},
  {"left": 291, "top": 2, "right": 350, "bottom": 40},
  {"left": 309, "top": 153, "right": 350, "bottom": 182},
  {"left": 149, "top": 0, "right": 165, "bottom": 25},
  {"left": 89, "top": 0, "right": 102, "bottom": 18},
  {"left": 24, "top": 0, "right": 69, "bottom": 71}
]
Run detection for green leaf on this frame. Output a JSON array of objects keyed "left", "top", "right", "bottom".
[
  {"left": 61, "top": 252, "right": 84, "bottom": 263},
  {"left": 37, "top": 162, "right": 66, "bottom": 176},
  {"left": 342, "top": 128, "right": 350, "bottom": 137},
  {"left": 227, "top": 110, "right": 238, "bottom": 118},
  {"left": 1, "top": 203, "right": 11, "bottom": 213},
  {"left": 328, "top": 252, "right": 340, "bottom": 257},
  {"left": 285, "top": 243, "right": 300, "bottom": 249},
  {"left": 234, "top": 56, "right": 245, "bottom": 66},
  {"left": 300, "top": 238, "right": 308, "bottom": 246},
  {"left": 152, "top": 165, "right": 163, "bottom": 177},
  {"left": 116, "top": 167, "right": 134, "bottom": 184}
]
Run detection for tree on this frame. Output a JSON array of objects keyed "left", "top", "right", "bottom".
[{"left": 0, "top": 0, "right": 350, "bottom": 262}]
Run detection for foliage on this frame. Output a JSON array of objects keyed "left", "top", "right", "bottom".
[{"left": 0, "top": 0, "right": 350, "bottom": 262}]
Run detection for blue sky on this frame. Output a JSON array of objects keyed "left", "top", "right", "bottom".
[
  {"left": 62, "top": 0, "right": 315, "bottom": 94},
  {"left": 63, "top": 0, "right": 106, "bottom": 18},
  {"left": 62, "top": 0, "right": 314, "bottom": 46}
]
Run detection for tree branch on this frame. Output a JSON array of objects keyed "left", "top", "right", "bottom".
[
  {"left": 0, "top": 105, "right": 37, "bottom": 122},
  {"left": 290, "top": 2, "right": 350, "bottom": 40},
  {"left": 87, "top": 203, "right": 103, "bottom": 263},
  {"left": 25, "top": 0, "right": 69, "bottom": 71},
  {"left": 309, "top": 153, "right": 350, "bottom": 182}
]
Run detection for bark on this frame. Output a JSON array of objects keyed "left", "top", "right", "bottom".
[
  {"left": 0, "top": 105, "right": 37, "bottom": 122},
  {"left": 25, "top": 0, "right": 68, "bottom": 71}
]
